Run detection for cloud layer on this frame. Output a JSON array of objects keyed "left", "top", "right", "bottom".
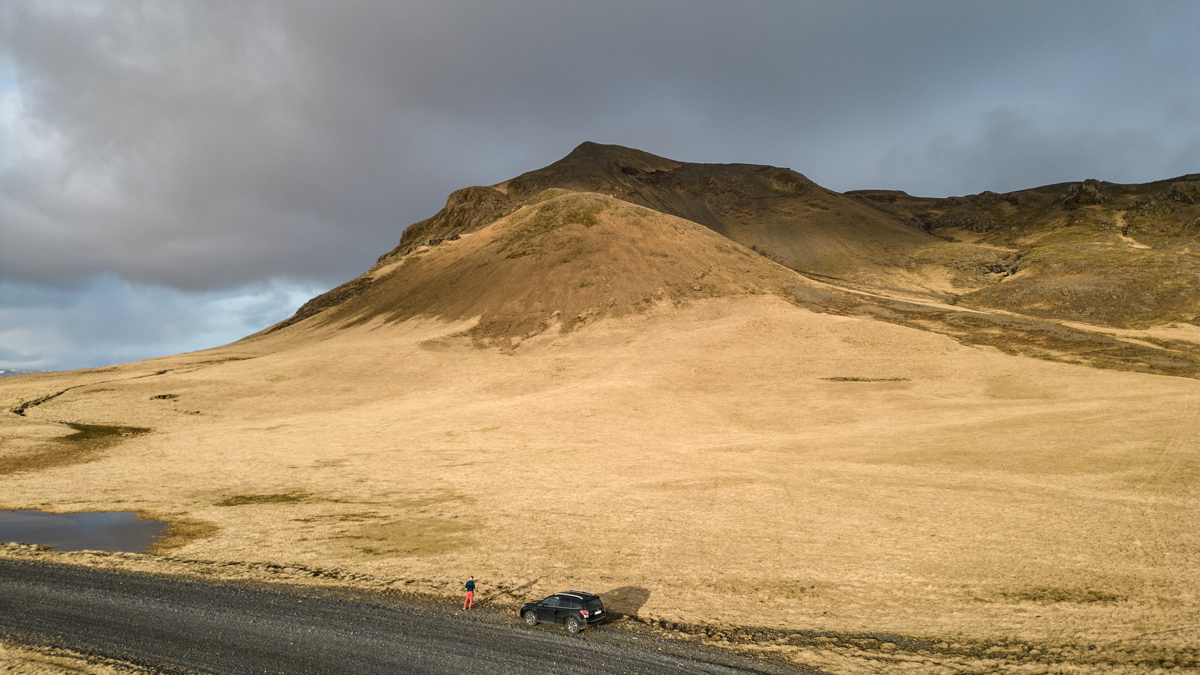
[
  {"left": 2, "top": 1, "right": 1198, "bottom": 369},
  {"left": 0, "top": 276, "right": 322, "bottom": 371}
]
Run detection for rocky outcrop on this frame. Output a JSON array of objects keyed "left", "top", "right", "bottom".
[{"left": 1060, "top": 179, "right": 1110, "bottom": 208}]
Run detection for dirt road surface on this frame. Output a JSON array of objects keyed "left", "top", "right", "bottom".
[{"left": 0, "top": 558, "right": 805, "bottom": 675}]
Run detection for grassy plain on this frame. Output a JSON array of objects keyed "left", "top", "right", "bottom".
[{"left": 2, "top": 295, "right": 1197, "bottom": 674}]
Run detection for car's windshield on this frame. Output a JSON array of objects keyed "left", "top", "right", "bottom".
[{"left": 586, "top": 598, "right": 603, "bottom": 612}]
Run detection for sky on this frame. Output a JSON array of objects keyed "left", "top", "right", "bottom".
[{"left": 2, "top": 1, "right": 1199, "bottom": 372}]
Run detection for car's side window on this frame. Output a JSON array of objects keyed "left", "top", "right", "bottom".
[
  {"left": 561, "top": 598, "right": 581, "bottom": 609},
  {"left": 541, "top": 596, "right": 560, "bottom": 608}
]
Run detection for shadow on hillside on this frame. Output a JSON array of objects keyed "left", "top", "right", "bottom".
[{"left": 475, "top": 576, "right": 542, "bottom": 609}]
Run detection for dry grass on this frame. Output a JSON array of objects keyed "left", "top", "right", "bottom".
[
  {"left": 0, "top": 640, "right": 150, "bottom": 675},
  {"left": 0, "top": 423, "right": 150, "bottom": 476},
  {"left": 332, "top": 517, "right": 473, "bottom": 558},
  {"left": 2, "top": 296, "right": 1197, "bottom": 674},
  {"left": 145, "top": 513, "right": 220, "bottom": 554}
]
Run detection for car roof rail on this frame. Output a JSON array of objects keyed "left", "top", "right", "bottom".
[{"left": 566, "top": 589, "right": 593, "bottom": 595}]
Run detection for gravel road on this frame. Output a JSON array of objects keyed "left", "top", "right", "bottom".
[{"left": 0, "top": 558, "right": 810, "bottom": 674}]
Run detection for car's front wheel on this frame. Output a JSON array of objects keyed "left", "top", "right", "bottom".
[
  {"left": 565, "top": 616, "right": 581, "bottom": 634},
  {"left": 523, "top": 610, "right": 538, "bottom": 627}
]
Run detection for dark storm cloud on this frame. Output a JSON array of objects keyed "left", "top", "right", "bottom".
[{"left": 1, "top": 0, "right": 1197, "bottom": 369}]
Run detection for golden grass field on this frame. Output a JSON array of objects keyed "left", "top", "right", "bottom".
[{"left": 3, "top": 293, "right": 1197, "bottom": 674}]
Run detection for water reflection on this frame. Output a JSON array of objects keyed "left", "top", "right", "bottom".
[{"left": 0, "top": 510, "right": 167, "bottom": 553}]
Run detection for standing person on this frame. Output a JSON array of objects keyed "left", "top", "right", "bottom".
[{"left": 463, "top": 576, "right": 476, "bottom": 610}]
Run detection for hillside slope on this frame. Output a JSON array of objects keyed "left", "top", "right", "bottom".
[
  {"left": 851, "top": 176, "right": 1200, "bottom": 327},
  {"left": 4, "top": 292, "right": 1198, "bottom": 675},
  {"left": 279, "top": 141, "right": 1029, "bottom": 337},
  {"left": 305, "top": 142, "right": 1200, "bottom": 335},
  {"left": 272, "top": 190, "right": 808, "bottom": 343}
]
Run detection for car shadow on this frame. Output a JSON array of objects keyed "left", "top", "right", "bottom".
[{"left": 598, "top": 586, "right": 650, "bottom": 621}]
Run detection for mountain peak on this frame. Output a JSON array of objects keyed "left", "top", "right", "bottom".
[{"left": 553, "top": 141, "right": 685, "bottom": 173}]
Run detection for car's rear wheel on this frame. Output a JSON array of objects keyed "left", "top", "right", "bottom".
[
  {"left": 565, "top": 616, "right": 581, "bottom": 634},
  {"left": 523, "top": 610, "right": 538, "bottom": 627}
]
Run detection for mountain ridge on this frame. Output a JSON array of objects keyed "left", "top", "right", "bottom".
[{"left": 279, "top": 142, "right": 1200, "bottom": 343}]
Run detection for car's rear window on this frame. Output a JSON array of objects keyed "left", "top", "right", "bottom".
[{"left": 586, "top": 598, "right": 603, "bottom": 611}]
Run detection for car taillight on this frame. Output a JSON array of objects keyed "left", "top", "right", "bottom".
[{"left": 580, "top": 610, "right": 589, "bottom": 618}]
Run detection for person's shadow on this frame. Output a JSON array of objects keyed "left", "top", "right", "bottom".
[
  {"left": 598, "top": 586, "right": 650, "bottom": 621},
  {"left": 475, "top": 577, "right": 541, "bottom": 608}
]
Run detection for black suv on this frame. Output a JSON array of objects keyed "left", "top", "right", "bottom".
[{"left": 520, "top": 590, "right": 606, "bottom": 634}]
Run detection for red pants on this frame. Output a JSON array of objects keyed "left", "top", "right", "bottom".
[{"left": 463, "top": 591, "right": 474, "bottom": 609}]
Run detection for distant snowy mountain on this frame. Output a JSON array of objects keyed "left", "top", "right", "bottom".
[{"left": 0, "top": 369, "right": 40, "bottom": 378}]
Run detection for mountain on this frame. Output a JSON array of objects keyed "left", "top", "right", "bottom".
[
  {"left": 0, "top": 369, "right": 42, "bottom": 378},
  {"left": 289, "top": 144, "right": 1200, "bottom": 335},
  {"left": 384, "top": 142, "right": 942, "bottom": 289},
  {"left": 268, "top": 142, "right": 1200, "bottom": 378},
  {"left": 275, "top": 141, "right": 942, "bottom": 336}
]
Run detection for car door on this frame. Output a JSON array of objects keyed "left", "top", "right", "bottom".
[
  {"left": 536, "top": 595, "right": 561, "bottom": 623},
  {"left": 558, "top": 597, "right": 582, "bottom": 625}
]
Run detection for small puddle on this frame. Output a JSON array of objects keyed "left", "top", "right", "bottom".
[{"left": 0, "top": 510, "right": 168, "bottom": 553}]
